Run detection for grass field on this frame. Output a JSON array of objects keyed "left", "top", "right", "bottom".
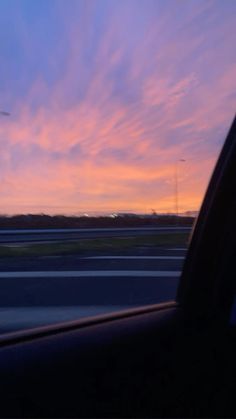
[{"left": 0, "top": 232, "right": 190, "bottom": 258}]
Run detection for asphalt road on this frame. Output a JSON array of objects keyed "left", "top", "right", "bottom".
[
  {"left": 0, "top": 226, "right": 191, "bottom": 244},
  {"left": 0, "top": 245, "right": 187, "bottom": 334}
]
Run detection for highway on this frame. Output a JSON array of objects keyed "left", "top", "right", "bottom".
[
  {"left": 0, "top": 226, "right": 191, "bottom": 244},
  {"left": 0, "top": 244, "right": 187, "bottom": 334}
]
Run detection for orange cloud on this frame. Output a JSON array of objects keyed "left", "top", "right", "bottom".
[{"left": 0, "top": 1, "right": 235, "bottom": 215}]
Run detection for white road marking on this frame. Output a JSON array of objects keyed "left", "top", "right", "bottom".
[
  {"left": 0, "top": 270, "right": 181, "bottom": 278},
  {"left": 83, "top": 256, "right": 184, "bottom": 260},
  {"left": 167, "top": 248, "right": 187, "bottom": 251}
]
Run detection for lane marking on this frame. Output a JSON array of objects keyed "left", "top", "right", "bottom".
[
  {"left": 0, "top": 270, "right": 181, "bottom": 278},
  {"left": 167, "top": 248, "right": 187, "bottom": 251},
  {"left": 83, "top": 256, "right": 185, "bottom": 260}
]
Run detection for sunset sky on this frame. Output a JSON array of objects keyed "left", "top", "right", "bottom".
[{"left": 0, "top": 0, "right": 235, "bottom": 215}]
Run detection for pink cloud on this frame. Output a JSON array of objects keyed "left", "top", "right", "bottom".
[{"left": 0, "top": 1, "right": 235, "bottom": 214}]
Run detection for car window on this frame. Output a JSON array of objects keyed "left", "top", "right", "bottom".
[{"left": 0, "top": 0, "right": 235, "bottom": 335}]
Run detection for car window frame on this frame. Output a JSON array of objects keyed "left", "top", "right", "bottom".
[{"left": 178, "top": 114, "right": 236, "bottom": 325}]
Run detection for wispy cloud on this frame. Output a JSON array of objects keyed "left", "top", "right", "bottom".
[{"left": 0, "top": 0, "right": 235, "bottom": 214}]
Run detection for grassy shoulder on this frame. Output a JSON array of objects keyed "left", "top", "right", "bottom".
[{"left": 0, "top": 233, "right": 190, "bottom": 258}]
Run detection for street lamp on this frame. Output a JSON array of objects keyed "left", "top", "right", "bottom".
[{"left": 175, "top": 159, "right": 186, "bottom": 217}]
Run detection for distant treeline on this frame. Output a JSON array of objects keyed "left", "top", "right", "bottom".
[{"left": 0, "top": 214, "right": 195, "bottom": 229}]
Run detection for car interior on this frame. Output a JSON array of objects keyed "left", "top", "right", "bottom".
[{"left": 0, "top": 115, "right": 236, "bottom": 418}]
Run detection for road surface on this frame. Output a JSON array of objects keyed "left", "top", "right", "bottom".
[
  {"left": 0, "top": 244, "right": 187, "bottom": 334},
  {"left": 0, "top": 226, "right": 191, "bottom": 244}
]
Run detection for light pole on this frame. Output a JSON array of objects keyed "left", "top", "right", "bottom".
[{"left": 175, "top": 159, "right": 185, "bottom": 217}]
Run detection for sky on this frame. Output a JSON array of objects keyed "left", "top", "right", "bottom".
[{"left": 0, "top": 0, "right": 235, "bottom": 215}]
